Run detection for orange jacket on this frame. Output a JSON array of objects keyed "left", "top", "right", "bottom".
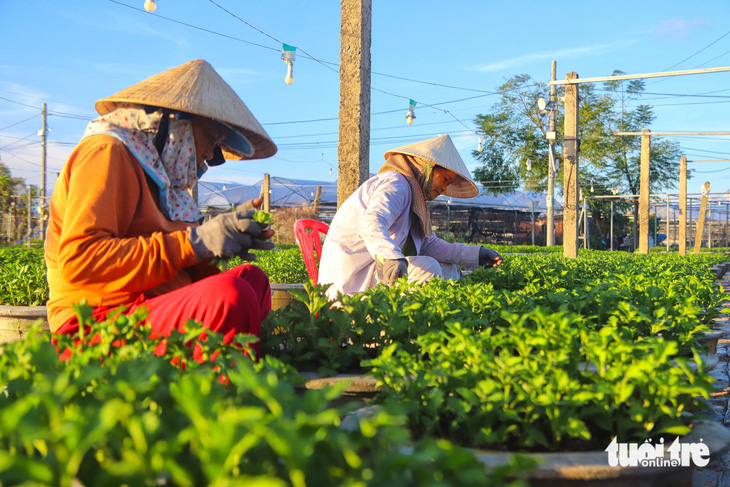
[{"left": 45, "top": 135, "right": 216, "bottom": 331}]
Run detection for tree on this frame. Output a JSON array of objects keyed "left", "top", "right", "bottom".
[
  {"left": 473, "top": 71, "right": 685, "bottom": 245},
  {"left": 579, "top": 72, "right": 684, "bottom": 242},
  {"left": 472, "top": 75, "right": 559, "bottom": 195}
]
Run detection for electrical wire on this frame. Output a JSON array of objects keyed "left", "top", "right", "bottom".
[
  {"left": 662, "top": 29, "right": 730, "bottom": 72},
  {"left": 0, "top": 133, "right": 37, "bottom": 151},
  {"left": 0, "top": 114, "right": 39, "bottom": 132},
  {"left": 0, "top": 96, "right": 40, "bottom": 110},
  {"left": 108, "top": 0, "right": 278, "bottom": 52}
]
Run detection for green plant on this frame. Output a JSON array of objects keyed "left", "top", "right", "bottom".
[
  {"left": 0, "top": 304, "right": 529, "bottom": 487},
  {"left": 226, "top": 247, "right": 309, "bottom": 284},
  {"left": 252, "top": 210, "right": 272, "bottom": 225},
  {"left": 0, "top": 247, "right": 48, "bottom": 305},
  {"left": 366, "top": 311, "right": 714, "bottom": 452}
]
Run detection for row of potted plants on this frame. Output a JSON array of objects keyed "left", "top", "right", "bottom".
[{"left": 1, "top": 247, "right": 730, "bottom": 484}]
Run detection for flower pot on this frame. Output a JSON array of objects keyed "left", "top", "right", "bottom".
[
  {"left": 342, "top": 407, "right": 730, "bottom": 487},
  {"left": 0, "top": 305, "right": 50, "bottom": 344},
  {"left": 697, "top": 329, "right": 730, "bottom": 354},
  {"left": 295, "top": 372, "right": 380, "bottom": 406},
  {"left": 270, "top": 283, "right": 305, "bottom": 311},
  {"left": 469, "top": 421, "right": 730, "bottom": 487},
  {"left": 712, "top": 264, "right": 728, "bottom": 280}
]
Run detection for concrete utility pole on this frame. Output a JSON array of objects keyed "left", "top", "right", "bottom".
[
  {"left": 563, "top": 72, "right": 580, "bottom": 258},
  {"left": 337, "top": 0, "right": 372, "bottom": 207},
  {"left": 546, "top": 61, "right": 557, "bottom": 246},
  {"left": 638, "top": 130, "right": 651, "bottom": 254},
  {"left": 40, "top": 103, "right": 47, "bottom": 241},
  {"left": 679, "top": 156, "right": 687, "bottom": 255}
]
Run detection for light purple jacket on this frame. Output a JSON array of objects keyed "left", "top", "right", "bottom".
[{"left": 318, "top": 171, "right": 480, "bottom": 299}]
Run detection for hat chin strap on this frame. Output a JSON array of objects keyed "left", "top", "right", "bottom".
[
  {"left": 206, "top": 145, "right": 226, "bottom": 166},
  {"left": 153, "top": 109, "right": 172, "bottom": 157}
]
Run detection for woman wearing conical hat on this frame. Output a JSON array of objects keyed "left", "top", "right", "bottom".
[
  {"left": 45, "top": 60, "right": 277, "bottom": 359},
  {"left": 318, "top": 134, "right": 502, "bottom": 299}
]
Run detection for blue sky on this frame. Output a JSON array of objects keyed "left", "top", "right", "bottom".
[{"left": 2, "top": 0, "right": 730, "bottom": 201}]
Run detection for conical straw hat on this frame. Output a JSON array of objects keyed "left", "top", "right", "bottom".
[
  {"left": 95, "top": 59, "right": 277, "bottom": 160},
  {"left": 384, "top": 134, "right": 478, "bottom": 198}
]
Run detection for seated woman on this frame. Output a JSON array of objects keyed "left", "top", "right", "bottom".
[
  {"left": 318, "top": 134, "right": 502, "bottom": 300},
  {"left": 45, "top": 59, "right": 278, "bottom": 359}
]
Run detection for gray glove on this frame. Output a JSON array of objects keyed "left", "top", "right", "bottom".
[
  {"left": 478, "top": 247, "right": 503, "bottom": 268},
  {"left": 376, "top": 257, "right": 408, "bottom": 284},
  {"left": 188, "top": 208, "right": 274, "bottom": 261}
]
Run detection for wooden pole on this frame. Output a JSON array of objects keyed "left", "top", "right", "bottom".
[
  {"left": 679, "top": 156, "right": 687, "bottom": 255},
  {"left": 262, "top": 173, "right": 271, "bottom": 213},
  {"left": 563, "top": 72, "right": 580, "bottom": 258},
  {"left": 638, "top": 130, "right": 651, "bottom": 254},
  {"left": 313, "top": 185, "right": 322, "bottom": 215},
  {"left": 709, "top": 201, "right": 713, "bottom": 249},
  {"left": 337, "top": 0, "right": 372, "bottom": 207},
  {"left": 694, "top": 182, "right": 710, "bottom": 254}
]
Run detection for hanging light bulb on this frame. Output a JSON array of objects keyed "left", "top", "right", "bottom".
[
  {"left": 329, "top": 167, "right": 333, "bottom": 175},
  {"left": 143, "top": 0, "right": 157, "bottom": 12},
  {"left": 526, "top": 159, "right": 532, "bottom": 171},
  {"left": 405, "top": 99, "right": 417, "bottom": 125},
  {"left": 477, "top": 134, "right": 483, "bottom": 153},
  {"left": 222, "top": 184, "right": 227, "bottom": 190},
  {"left": 281, "top": 44, "right": 296, "bottom": 85},
  {"left": 590, "top": 178, "right": 594, "bottom": 193}
]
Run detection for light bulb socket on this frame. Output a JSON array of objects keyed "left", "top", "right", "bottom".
[{"left": 405, "top": 109, "right": 416, "bottom": 124}]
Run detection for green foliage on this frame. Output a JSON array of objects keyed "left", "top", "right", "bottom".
[
  {"left": 366, "top": 315, "right": 713, "bottom": 452},
  {"left": 252, "top": 210, "right": 272, "bottom": 225},
  {"left": 0, "top": 304, "right": 526, "bottom": 487},
  {"left": 473, "top": 71, "right": 685, "bottom": 198},
  {"left": 473, "top": 74, "right": 556, "bottom": 194},
  {"left": 579, "top": 72, "right": 684, "bottom": 195},
  {"left": 0, "top": 247, "right": 48, "bottom": 305},
  {"left": 264, "top": 252, "right": 725, "bottom": 375},
  {"left": 262, "top": 252, "right": 722, "bottom": 451},
  {"left": 226, "top": 247, "right": 309, "bottom": 284}
]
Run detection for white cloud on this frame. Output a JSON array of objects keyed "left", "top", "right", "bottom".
[
  {"left": 653, "top": 17, "right": 711, "bottom": 40},
  {"left": 467, "top": 41, "right": 637, "bottom": 73}
]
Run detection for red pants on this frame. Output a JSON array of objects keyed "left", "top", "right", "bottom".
[{"left": 55, "top": 264, "right": 271, "bottom": 360}]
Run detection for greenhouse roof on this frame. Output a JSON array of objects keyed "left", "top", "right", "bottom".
[{"left": 199, "top": 177, "right": 562, "bottom": 214}]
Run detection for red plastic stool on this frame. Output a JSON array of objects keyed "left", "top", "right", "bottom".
[{"left": 293, "top": 219, "right": 330, "bottom": 283}]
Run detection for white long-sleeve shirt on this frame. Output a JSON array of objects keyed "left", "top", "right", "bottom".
[{"left": 318, "top": 171, "right": 480, "bottom": 299}]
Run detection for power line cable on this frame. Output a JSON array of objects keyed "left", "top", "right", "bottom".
[
  {"left": 108, "top": 0, "right": 279, "bottom": 52},
  {"left": 663, "top": 29, "right": 730, "bottom": 72},
  {"left": 0, "top": 96, "right": 40, "bottom": 110},
  {"left": 0, "top": 133, "right": 37, "bottom": 151},
  {"left": 207, "top": 0, "right": 339, "bottom": 76},
  {"left": 0, "top": 114, "right": 40, "bottom": 132}
]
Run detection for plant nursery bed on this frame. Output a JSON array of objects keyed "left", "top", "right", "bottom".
[
  {"left": 342, "top": 408, "right": 730, "bottom": 487},
  {"left": 295, "top": 371, "right": 380, "bottom": 405},
  {"left": 0, "top": 305, "right": 49, "bottom": 344},
  {"left": 468, "top": 421, "right": 730, "bottom": 487},
  {"left": 0, "top": 283, "right": 304, "bottom": 345},
  {"left": 270, "top": 283, "right": 305, "bottom": 310}
]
